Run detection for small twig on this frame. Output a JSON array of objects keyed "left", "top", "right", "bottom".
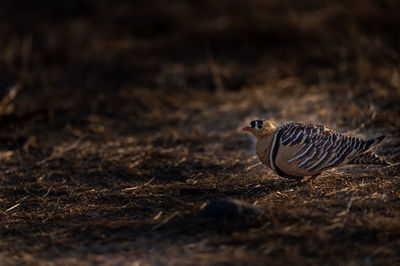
[
  {"left": 336, "top": 194, "right": 355, "bottom": 217},
  {"left": 246, "top": 155, "right": 258, "bottom": 162},
  {"left": 42, "top": 186, "right": 52, "bottom": 198},
  {"left": 345, "top": 123, "right": 365, "bottom": 135},
  {"left": 5, "top": 203, "right": 20, "bottom": 212},
  {"left": 122, "top": 177, "right": 156, "bottom": 192},
  {"left": 121, "top": 186, "right": 139, "bottom": 192},
  {"left": 153, "top": 211, "right": 163, "bottom": 220},
  {"left": 246, "top": 162, "right": 262, "bottom": 171},
  {"left": 37, "top": 136, "right": 85, "bottom": 166},
  {"left": 345, "top": 195, "right": 354, "bottom": 213},
  {"left": 384, "top": 162, "right": 400, "bottom": 168},
  {"left": 23, "top": 187, "right": 51, "bottom": 203},
  {"left": 325, "top": 187, "right": 350, "bottom": 196},
  {"left": 247, "top": 184, "right": 261, "bottom": 193},
  {"left": 144, "top": 177, "right": 156, "bottom": 186},
  {"left": 128, "top": 152, "right": 146, "bottom": 168},
  {"left": 152, "top": 211, "right": 179, "bottom": 230},
  {"left": 4, "top": 196, "right": 30, "bottom": 214}
]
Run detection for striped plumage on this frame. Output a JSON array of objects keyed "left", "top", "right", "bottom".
[
  {"left": 242, "top": 120, "right": 388, "bottom": 180},
  {"left": 347, "top": 151, "right": 388, "bottom": 165}
]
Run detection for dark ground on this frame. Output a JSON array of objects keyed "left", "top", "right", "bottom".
[{"left": 1, "top": 1, "right": 400, "bottom": 265}]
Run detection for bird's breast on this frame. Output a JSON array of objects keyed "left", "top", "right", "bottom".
[{"left": 256, "top": 134, "right": 275, "bottom": 169}]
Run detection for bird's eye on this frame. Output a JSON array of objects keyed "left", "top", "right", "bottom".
[{"left": 257, "top": 124, "right": 263, "bottom": 129}]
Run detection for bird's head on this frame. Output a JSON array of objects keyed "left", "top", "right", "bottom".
[{"left": 242, "top": 120, "right": 276, "bottom": 138}]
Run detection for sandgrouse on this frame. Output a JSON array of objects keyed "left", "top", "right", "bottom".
[{"left": 242, "top": 120, "right": 388, "bottom": 180}]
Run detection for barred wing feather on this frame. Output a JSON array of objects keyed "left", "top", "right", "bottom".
[{"left": 273, "top": 123, "right": 381, "bottom": 176}]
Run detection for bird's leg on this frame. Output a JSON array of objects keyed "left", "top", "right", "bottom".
[
  {"left": 308, "top": 174, "right": 320, "bottom": 190},
  {"left": 293, "top": 177, "right": 306, "bottom": 185},
  {"left": 293, "top": 174, "right": 320, "bottom": 187},
  {"left": 299, "top": 176, "right": 309, "bottom": 183}
]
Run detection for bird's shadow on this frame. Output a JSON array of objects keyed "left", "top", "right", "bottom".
[{"left": 220, "top": 178, "right": 308, "bottom": 198}]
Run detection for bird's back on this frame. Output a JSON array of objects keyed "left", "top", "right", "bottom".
[{"left": 269, "top": 123, "right": 385, "bottom": 178}]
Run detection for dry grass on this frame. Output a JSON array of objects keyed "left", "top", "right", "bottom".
[{"left": 0, "top": 0, "right": 400, "bottom": 265}]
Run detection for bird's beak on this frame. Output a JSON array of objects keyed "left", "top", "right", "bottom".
[{"left": 242, "top": 126, "right": 251, "bottom": 132}]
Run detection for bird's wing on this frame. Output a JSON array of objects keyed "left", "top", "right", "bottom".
[{"left": 276, "top": 123, "right": 376, "bottom": 174}]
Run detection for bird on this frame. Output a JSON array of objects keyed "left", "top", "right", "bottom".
[{"left": 242, "top": 120, "right": 388, "bottom": 182}]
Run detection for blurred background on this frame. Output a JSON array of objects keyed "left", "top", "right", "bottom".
[
  {"left": 1, "top": 0, "right": 400, "bottom": 265},
  {"left": 1, "top": 0, "right": 399, "bottom": 136}
]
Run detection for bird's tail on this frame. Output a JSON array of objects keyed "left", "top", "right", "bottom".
[
  {"left": 347, "top": 151, "right": 389, "bottom": 165},
  {"left": 362, "top": 135, "right": 385, "bottom": 153}
]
